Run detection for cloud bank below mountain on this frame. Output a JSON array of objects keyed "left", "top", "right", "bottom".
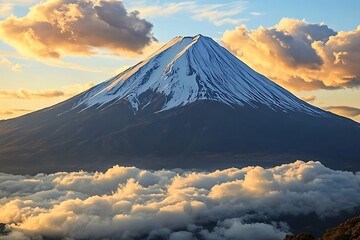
[{"left": 0, "top": 160, "right": 360, "bottom": 240}]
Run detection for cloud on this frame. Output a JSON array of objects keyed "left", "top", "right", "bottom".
[
  {"left": 0, "top": 1, "right": 43, "bottom": 18},
  {"left": 249, "top": 11, "right": 263, "bottom": 16},
  {"left": 200, "top": 219, "right": 288, "bottom": 240},
  {"left": 0, "top": 89, "right": 63, "bottom": 99},
  {"left": 0, "top": 82, "right": 94, "bottom": 100},
  {"left": 324, "top": 106, "right": 360, "bottom": 117},
  {"left": 0, "top": 57, "right": 22, "bottom": 72},
  {"left": 0, "top": 108, "right": 31, "bottom": 115},
  {"left": 0, "top": 82, "right": 94, "bottom": 119},
  {"left": 61, "top": 82, "right": 95, "bottom": 96},
  {"left": 10, "top": 64, "right": 22, "bottom": 72},
  {"left": 0, "top": 3, "right": 12, "bottom": 18},
  {"left": 300, "top": 95, "right": 316, "bottom": 103},
  {"left": 0, "top": 161, "right": 359, "bottom": 239},
  {"left": 191, "top": 2, "right": 248, "bottom": 26},
  {"left": 222, "top": 18, "right": 360, "bottom": 91},
  {"left": 0, "top": 0, "right": 155, "bottom": 59},
  {"left": 131, "top": 1, "right": 247, "bottom": 26},
  {"left": 116, "top": 65, "right": 132, "bottom": 74},
  {"left": 0, "top": 0, "right": 41, "bottom": 7},
  {"left": 0, "top": 109, "right": 33, "bottom": 120},
  {"left": 0, "top": 57, "right": 11, "bottom": 65}
]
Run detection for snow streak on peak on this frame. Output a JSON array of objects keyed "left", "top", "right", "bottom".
[{"left": 74, "top": 35, "right": 327, "bottom": 116}]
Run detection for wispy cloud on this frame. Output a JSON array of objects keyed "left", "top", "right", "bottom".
[
  {"left": 0, "top": 0, "right": 41, "bottom": 5},
  {"left": 0, "top": 108, "right": 32, "bottom": 116},
  {"left": 300, "top": 95, "right": 316, "bottom": 103},
  {"left": 222, "top": 18, "right": 360, "bottom": 91},
  {"left": 249, "top": 11, "right": 263, "bottom": 16},
  {"left": 324, "top": 106, "right": 360, "bottom": 117},
  {"left": 44, "top": 59, "right": 110, "bottom": 73},
  {"left": 0, "top": 82, "right": 95, "bottom": 119},
  {"left": 0, "top": 89, "right": 65, "bottom": 99},
  {"left": 0, "top": 57, "right": 22, "bottom": 72},
  {"left": 192, "top": 2, "right": 248, "bottom": 26},
  {"left": 116, "top": 65, "right": 132, "bottom": 74},
  {"left": 0, "top": 161, "right": 359, "bottom": 239},
  {"left": 131, "top": 1, "right": 248, "bottom": 26},
  {"left": 0, "top": 3, "right": 12, "bottom": 18},
  {"left": 0, "top": 0, "right": 42, "bottom": 18},
  {"left": 0, "top": 50, "right": 118, "bottom": 73},
  {"left": 0, "top": 82, "right": 94, "bottom": 100}
]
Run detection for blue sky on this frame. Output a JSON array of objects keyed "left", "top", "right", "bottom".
[
  {"left": 131, "top": 0, "right": 360, "bottom": 40},
  {"left": 0, "top": 0, "right": 359, "bottom": 121}
]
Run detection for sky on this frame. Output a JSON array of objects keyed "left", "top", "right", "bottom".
[{"left": 0, "top": 0, "right": 359, "bottom": 122}]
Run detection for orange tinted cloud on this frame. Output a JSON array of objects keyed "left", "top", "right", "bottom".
[
  {"left": 300, "top": 95, "right": 316, "bottom": 103},
  {"left": 0, "top": 57, "right": 22, "bottom": 72},
  {"left": 0, "top": 0, "right": 155, "bottom": 59},
  {"left": 0, "top": 108, "right": 32, "bottom": 116},
  {"left": 324, "top": 106, "right": 360, "bottom": 118},
  {"left": 0, "top": 3, "right": 12, "bottom": 18},
  {"left": 0, "top": 108, "right": 33, "bottom": 120},
  {"left": 222, "top": 18, "right": 360, "bottom": 91},
  {"left": 0, "top": 89, "right": 65, "bottom": 99},
  {"left": 0, "top": 82, "right": 94, "bottom": 99}
]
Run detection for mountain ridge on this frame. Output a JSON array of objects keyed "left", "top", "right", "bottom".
[{"left": 72, "top": 35, "right": 330, "bottom": 116}]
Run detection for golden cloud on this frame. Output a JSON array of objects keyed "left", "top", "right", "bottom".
[
  {"left": 0, "top": 108, "right": 32, "bottom": 116},
  {"left": 324, "top": 106, "right": 360, "bottom": 118},
  {"left": 0, "top": 82, "right": 94, "bottom": 99},
  {"left": 300, "top": 95, "right": 316, "bottom": 103},
  {"left": 0, "top": 108, "right": 33, "bottom": 120},
  {"left": 222, "top": 18, "right": 360, "bottom": 91},
  {"left": 0, "top": 0, "right": 155, "bottom": 59},
  {"left": 0, "top": 89, "right": 65, "bottom": 99},
  {"left": 0, "top": 57, "right": 22, "bottom": 72}
]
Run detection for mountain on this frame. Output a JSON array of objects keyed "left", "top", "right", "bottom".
[
  {"left": 284, "top": 215, "right": 360, "bottom": 239},
  {"left": 0, "top": 35, "right": 359, "bottom": 174},
  {"left": 74, "top": 35, "right": 325, "bottom": 115}
]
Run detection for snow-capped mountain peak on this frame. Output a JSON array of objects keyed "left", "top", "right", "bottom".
[{"left": 74, "top": 35, "right": 326, "bottom": 116}]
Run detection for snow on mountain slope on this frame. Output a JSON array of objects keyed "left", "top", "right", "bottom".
[{"left": 74, "top": 34, "right": 327, "bottom": 116}]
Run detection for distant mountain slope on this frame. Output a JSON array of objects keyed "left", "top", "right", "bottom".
[
  {"left": 284, "top": 215, "right": 360, "bottom": 240},
  {"left": 0, "top": 35, "right": 359, "bottom": 174}
]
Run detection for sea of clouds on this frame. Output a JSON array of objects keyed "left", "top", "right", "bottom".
[{"left": 0, "top": 160, "right": 360, "bottom": 240}]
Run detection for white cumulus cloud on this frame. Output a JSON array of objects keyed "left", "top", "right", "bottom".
[{"left": 0, "top": 160, "right": 359, "bottom": 239}]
